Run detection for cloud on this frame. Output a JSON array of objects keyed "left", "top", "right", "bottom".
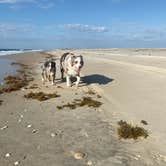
[
  {"left": 61, "top": 24, "right": 109, "bottom": 33},
  {"left": 0, "top": 0, "right": 57, "bottom": 9},
  {"left": 0, "top": 0, "right": 34, "bottom": 3},
  {"left": 0, "top": 23, "right": 35, "bottom": 39}
]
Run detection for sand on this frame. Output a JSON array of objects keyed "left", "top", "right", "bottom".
[{"left": 0, "top": 49, "right": 166, "bottom": 166}]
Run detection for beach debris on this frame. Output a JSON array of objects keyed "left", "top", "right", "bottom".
[
  {"left": 21, "top": 88, "right": 25, "bottom": 91},
  {"left": 32, "top": 129, "right": 38, "bottom": 133},
  {"left": 57, "top": 97, "right": 102, "bottom": 110},
  {"left": 141, "top": 120, "right": 148, "bottom": 125},
  {"left": 51, "top": 133, "right": 56, "bottom": 138},
  {"left": 87, "top": 160, "right": 93, "bottom": 166},
  {"left": 73, "top": 152, "right": 86, "bottom": 160},
  {"left": 158, "top": 154, "right": 166, "bottom": 162},
  {"left": 5, "top": 153, "right": 11, "bottom": 158},
  {"left": 117, "top": 120, "right": 148, "bottom": 140},
  {"left": 27, "top": 124, "right": 32, "bottom": 128},
  {"left": 57, "top": 86, "right": 63, "bottom": 89},
  {"left": 1, "top": 125, "right": 8, "bottom": 130},
  {"left": 18, "top": 118, "right": 22, "bottom": 123},
  {"left": 14, "top": 161, "right": 20, "bottom": 165},
  {"left": 86, "top": 89, "right": 102, "bottom": 98},
  {"left": 24, "top": 109, "right": 27, "bottom": 112},
  {"left": 28, "top": 84, "right": 38, "bottom": 89},
  {"left": 0, "top": 100, "right": 3, "bottom": 105},
  {"left": 24, "top": 92, "right": 60, "bottom": 101},
  {"left": 0, "top": 62, "right": 33, "bottom": 94},
  {"left": 0, "top": 75, "right": 30, "bottom": 94}
]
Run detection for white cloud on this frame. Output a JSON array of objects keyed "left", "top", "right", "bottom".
[
  {"left": 0, "top": 0, "right": 34, "bottom": 3},
  {"left": 0, "top": 23, "right": 35, "bottom": 34},
  {"left": 62, "top": 24, "right": 109, "bottom": 33},
  {"left": 0, "top": 0, "right": 56, "bottom": 9}
]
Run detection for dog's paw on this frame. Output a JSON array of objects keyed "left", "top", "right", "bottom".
[{"left": 67, "top": 84, "right": 71, "bottom": 87}]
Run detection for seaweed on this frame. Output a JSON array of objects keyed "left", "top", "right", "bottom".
[
  {"left": 28, "top": 84, "right": 38, "bottom": 89},
  {"left": 24, "top": 92, "right": 60, "bottom": 101},
  {"left": 0, "top": 76, "right": 29, "bottom": 93},
  {"left": 86, "top": 89, "right": 102, "bottom": 98},
  {"left": 0, "top": 62, "right": 33, "bottom": 94},
  {"left": 57, "top": 86, "right": 63, "bottom": 89},
  {"left": 57, "top": 97, "right": 102, "bottom": 110},
  {"left": 117, "top": 120, "right": 148, "bottom": 140}
]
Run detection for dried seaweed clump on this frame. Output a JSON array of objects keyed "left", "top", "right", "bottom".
[
  {"left": 0, "top": 75, "right": 29, "bottom": 94},
  {"left": 0, "top": 62, "right": 33, "bottom": 94},
  {"left": 24, "top": 92, "right": 60, "bottom": 101},
  {"left": 86, "top": 89, "right": 102, "bottom": 98},
  {"left": 117, "top": 120, "right": 148, "bottom": 140},
  {"left": 28, "top": 84, "right": 38, "bottom": 89},
  {"left": 57, "top": 97, "right": 102, "bottom": 110}
]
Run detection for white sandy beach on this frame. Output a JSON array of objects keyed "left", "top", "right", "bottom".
[{"left": 0, "top": 49, "right": 166, "bottom": 166}]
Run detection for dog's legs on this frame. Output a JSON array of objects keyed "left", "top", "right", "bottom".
[
  {"left": 61, "top": 68, "right": 64, "bottom": 80},
  {"left": 75, "top": 76, "right": 80, "bottom": 87},
  {"left": 51, "top": 73, "right": 55, "bottom": 85},
  {"left": 41, "top": 70, "right": 46, "bottom": 83},
  {"left": 66, "top": 75, "right": 71, "bottom": 87}
]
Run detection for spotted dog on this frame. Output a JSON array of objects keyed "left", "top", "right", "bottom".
[
  {"left": 41, "top": 61, "right": 56, "bottom": 85},
  {"left": 60, "top": 52, "right": 84, "bottom": 87}
]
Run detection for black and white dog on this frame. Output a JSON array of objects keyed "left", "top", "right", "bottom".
[
  {"left": 60, "top": 52, "right": 84, "bottom": 87},
  {"left": 41, "top": 61, "right": 56, "bottom": 85}
]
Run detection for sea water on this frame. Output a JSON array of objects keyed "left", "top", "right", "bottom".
[{"left": 0, "top": 59, "right": 20, "bottom": 85}]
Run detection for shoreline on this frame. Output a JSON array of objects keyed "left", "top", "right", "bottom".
[{"left": 0, "top": 49, "right": 166, "bottom": 165}]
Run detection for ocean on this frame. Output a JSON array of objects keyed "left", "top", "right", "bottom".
[
  {"left": 0, "top": 49, "right": 42, "bottom": 56},
  {"left": 0, "top": 49, "right": 41, "bottom": 85}
]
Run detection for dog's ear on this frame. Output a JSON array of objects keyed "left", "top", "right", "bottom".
[{"left": 71, "top": 55, "right": 76, "bottom": 66}]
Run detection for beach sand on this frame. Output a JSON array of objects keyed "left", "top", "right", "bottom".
[{"left": 0, "top": 49, "right": 166, "bottom": 166}]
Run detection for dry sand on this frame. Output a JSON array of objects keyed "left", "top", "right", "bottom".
[{"left": 0, "top": 49, "right": 166, "bottom": 166}]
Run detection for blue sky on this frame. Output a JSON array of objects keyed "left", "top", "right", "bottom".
[{"left": 0, "top": 0, "right": 166, "bottom": 49}]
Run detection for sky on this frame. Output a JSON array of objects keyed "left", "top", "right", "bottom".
[{"left": 0, "top": 0, "right": 166, "bottom": 49}]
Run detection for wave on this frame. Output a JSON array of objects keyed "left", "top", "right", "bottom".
[{"left": 0, "top": 49, "right": 42, "bottom": 56}]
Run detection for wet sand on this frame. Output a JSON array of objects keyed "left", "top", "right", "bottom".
[{"left": 0, "top": 49, "right": 166, "bottom": 166}]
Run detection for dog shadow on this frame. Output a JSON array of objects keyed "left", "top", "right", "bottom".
[{"left": 82, "top": 74, "right": 114, "bottom": 85}]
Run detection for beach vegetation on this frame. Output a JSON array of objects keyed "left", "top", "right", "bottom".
[
  {"left": 117, "top": 120, "right": 148, "bottom": 140},
  {"left": 57, "top": 97, "right": 102, "bottom": 110},
  {"left": 24, "top": 92, "right": 60, "bottom": 101}
]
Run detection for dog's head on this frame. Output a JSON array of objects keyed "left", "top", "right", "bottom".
[
  {"left": 71, "top": 54, "right": 84, "bottom": 72},
  {"left": 44, "top": 61, "right": 56, "bottom": 72}
]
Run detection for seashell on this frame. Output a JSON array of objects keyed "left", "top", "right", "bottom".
[
  {"left": 73, "top": 152, "right": 86, "bottom": 160},
  {"left": 1, "top": 125, "right": 8, "bottom": 130},
  {"left": 27, "top": 124, "right": 32, "bottom": 128},
  {"left": 51, "top": 133, "right": 56, "bottom": 137},
  {"left": 87, "top": 160, "right": 93, "bottom": 165},
  {"left": 14, "top": 161, "right": 20, "bottom": 165},
  {"left": 5, "top": 153, "right": 11, "bottom": 158}
]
